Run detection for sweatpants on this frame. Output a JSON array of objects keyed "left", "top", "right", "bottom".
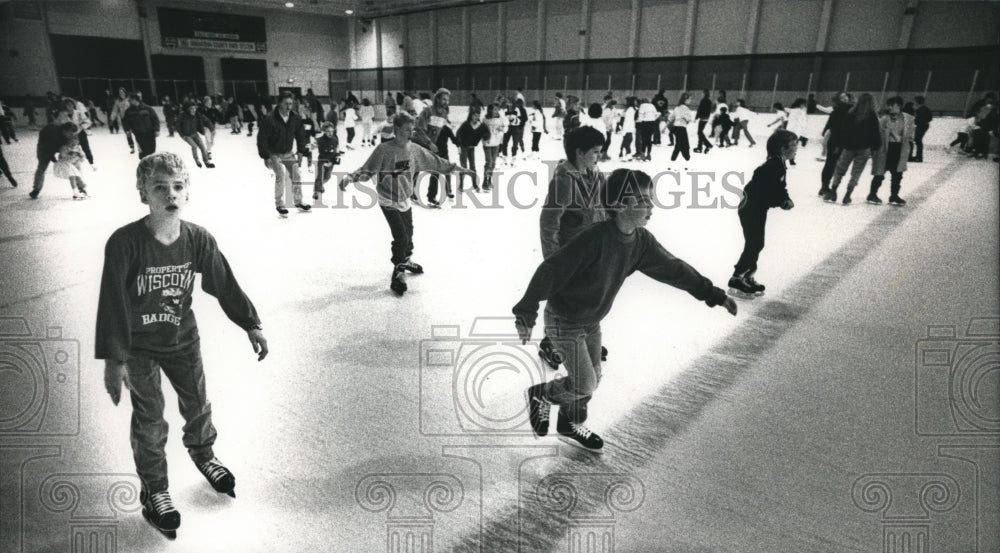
[
  {"left": 696, "top": 119, "right": 711, "bottom": 150},
  {"left": 482, "top": 145, "right": 499, "bottom": 188},
  {"left": 126, "top": 344, "right": 217, "bottom": 494},
  {"left": 541, "top": 307, "right": 602, "bottom": 425},
  {"left": 532, "top": 131, "right": 543, "bottom": 153},
  {"left": 459, "top": 146, "right": 478, "bottom": 189},
  {"left": 380, "top": 206, "right": 414, "bottom": 265}
]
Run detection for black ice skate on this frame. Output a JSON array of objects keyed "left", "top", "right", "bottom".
[
  {"left": 866, "top": 193, "right": 883, "bottom": 205},
  {"left": 525, "top": 383, "right": 551, "bottom": 437},
  {"left": 728, "top": 274, "right": 758, "bottom": 299},
  {"left": 276, "top": 206, "right": 289, "bottom": 218},
  {"left": 601, "top": 345, "right": 608, "bottom": 362},
  {"left": 390, "top": 265, "right": 407, "bottom": 296},
  {"left": 197, "top": 457, "right": 236, "bottom": 497},
  {"left": 823, "top": 190, "right": 838, "bottom": 203},
  {"left": 888, "top": 195, "right": 907, "bottom": 206},
  {"left": 556, "top": 413, "right": 604, "bottom": 453},
  {"left": 141, "top": 489, "right": 181, "bottom": 539},
  {"left": 745, "top": 273, "right": 766, "bottom": 296},
  {"left": 538, "top": 336, "right": 563, "bottom": 370},
  {"left": 399, "top": 258, "right": 423, "bottom": 274},
  {"left": 295, "top": 203, "right": 312, "bottom": 212}
]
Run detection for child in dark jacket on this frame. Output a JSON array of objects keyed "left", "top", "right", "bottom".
[
  {"left": 313, "top": 122, "right": 340, "bottom": 200},
  {"left": 729, "top": 130, "right": 797, "bottom": 298},
  {"left": 714, "top": 107, "right": 734, "bottom": 147},
  {"left": 517, "top": 168, "right": 737, "bottom": 453},
  {"left": 454, "top": 110, "right": 490, "bottom": 192},
  {"left": 825, "top": 93, "right": 881, "bottom": 205}
]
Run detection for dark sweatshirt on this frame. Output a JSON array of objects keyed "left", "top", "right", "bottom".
[
  {"left": 176, "top": 111, "right": 213, "bottom": 138},
  {"left": 257, "top": 109, "right": 309, "bottom": 159},
  {"left": 455, "top": 121, "right": 490, "bottom": 148},
  {"left": 829, "top": 110, "right": 881, "bottom": 151},
  {"left": 96, "top": 219, "right": 260, "bottom": 361},
  {"left": 742, "top": 157, "right": 790, "bottom": 210},
  {"left": 513, "top": 221, "right": 727, "bottom": 327},
  {"left": 316, "top": 134, "right": 339, "bottom": 162},
  {"left": 696, "top": 97, "right": 714, "bottom": 120},
  {"left": 36, "top": 123, "right": 67, "bottom": 161},
  {"left": 122, "top": 103, "right": 160, "bottom": 134}
]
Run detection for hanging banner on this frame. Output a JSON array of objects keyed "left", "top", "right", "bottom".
[{"left": 158, "top": 7, "right": 267, "bottom": 53}]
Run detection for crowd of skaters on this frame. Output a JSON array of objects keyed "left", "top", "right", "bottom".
[{"left": 1, "top": 81, "right": 998, "bottom": 540}]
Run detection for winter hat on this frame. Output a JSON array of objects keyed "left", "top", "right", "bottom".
[{"left": 435, "top": 88, "right": 451, "bottom": 97}]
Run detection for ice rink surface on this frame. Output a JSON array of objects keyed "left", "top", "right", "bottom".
[{"left": 0, "top": 119, "right": 997, "bottom": 552}]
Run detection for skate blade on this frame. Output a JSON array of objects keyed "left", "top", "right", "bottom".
[
  {"left": 557, "top": 435, "right": 604, "bottom": 454},
  {"left": 728, "top": 288, "right": 757, "bottom": 299},
  {"left": 227, "top": 490, "right": 236, "bottom": 498}
]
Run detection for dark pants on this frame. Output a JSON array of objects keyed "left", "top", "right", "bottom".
[
  {"left": 734, "top": 206, "right": 767, "bottom": 275},
  {"left": 459, "top": 147, "right": 478, "bottom": 189},
  {"left": 653, "top": 118, "right": 662, "bottom": 144},
  {"left": 532, "top": 131, "right": 542, "bottom": 152},
  {"left": 166, "top": 118, "right": 176, "bottom": 137},
  {"left": 509, "top": 126, "right": 525, "bottom": 156},
  {"left": 911, "top": 124, "right": 928, "bottom": 161},
  {"left": 0, "top": 145, "right": 14, "bottom": 183},
  {"left": 717, "top": 125, "right": 733, "bottom": 147},
  {"left": 78, "top": 130, "right": 94, "bottom": 165},
  {"left": 501, "top": 130, "right": 512, "bottom": 156},
  {"left": 0, "top": 118, "right": 16, "bottom": 143},
  {"left": 380, "top": 206, "right": 414, "bottom": 265},
  {"left": 126, "top": 344, "right": 217, "bottom": 495},
  {"left": 696, "top": 119, "right": 711, "bottom": 150},
  {"left": 670, "top": 127, "right": 690, "bottom": 161},
  {"left": 346, "top": 127, "right": 356, "bottom": 144},
  {"left": 32, "top": 156, "right": 51, "bottom": 194},
  {"left": 820, "top": 147, "right": 842, "bottom": 190},
  {"left": 872, "top": 142, "right": 904, "bottom": 197},
  {"left": 619, "top": 132, "right": 633, "bottom": 156},
  {"left": 638, "top": 121, "right": 656, "bottom": 158},
  {"left": 427, "top": 137, "right": 452, "bottom": 202},
  {"left": 314, "top": 160, "right": 334, "bottom": 193},
  {"left": 125, "top": 129, "right": 135, "bottom": 150},
  {"left": 135, "top": 132, "right": 156, "bottom": 159},
  {"left": 601, "top": 131, "right": 612, "bottom": 155}
]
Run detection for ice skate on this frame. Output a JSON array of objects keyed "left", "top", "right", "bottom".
[
  {"left": 197, "top": 457, "right": 236, "bottom": 498},
  {"left": 888, "top": 195, "right": 907, "bottom": 206},
  {"left": 295, "top": 203, "right": 312, "bottom": 212},
  {"left": 525, "top": 383, "right": 550, "bottom": 437},
  {"left": 745, "top": 273, "right": 766, "bottom": 296},
  {"left": 276, "top": 206, "right": 289, "bottom": 218},
  {"left": 141, "top": 490, "right": 180, "bottom": 539},
  {"left": 823, "top": 190, "right": 838, "bottom": 203},
  {"left": 390, "top": 265, "right": 407, "bottom": 296},
  {"left": 728, "top": 273, "right": 758, "bottom": 299},
  {"left": 866, "top": 193, "right": 882, "bottom": 205},
  {"left": 399, "top": 258, "right": 423, "bottom": 274},
  {"left": 556, "top": 413, "right": 604, "bottom": 453}
]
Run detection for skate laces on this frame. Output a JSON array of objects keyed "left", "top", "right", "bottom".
[
  {"left": 198, "top": 458, "right": 229, "bottom": 485},
  {"left": 149, "top": 491, "right": 177, "bottom": 514},
  {"left": 570, "top": 422, "right": 592, "bottom": 438}
]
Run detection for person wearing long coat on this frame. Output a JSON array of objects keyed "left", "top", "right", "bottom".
[{"left": 867, "top": 97, "right": 914, "bottom": 206}]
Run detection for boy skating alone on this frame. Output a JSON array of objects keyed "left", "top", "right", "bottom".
[
  {"left": 516, "top": 169, "right": 737, "bottom": 452},
  {"left": 97, "top": 152, "right": 269, "bottom": 539},
  {"left": 340, "top": 112, "right": 473, "bottom": 296}
]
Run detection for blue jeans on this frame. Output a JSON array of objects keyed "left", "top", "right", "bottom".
[
  {"left": 126, "top": 344, "right": 217, "bottom": 494},
  {"left": 830, "top": 148, "right": 872, "bottom": 193},
  {"left": 542, "top": 308, "right": 603, "bottom": 424}
]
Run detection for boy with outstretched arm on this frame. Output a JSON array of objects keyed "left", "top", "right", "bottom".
[
  {"left": 96, "top": 152, "right": 269, "bottom": 539},
  {"left": 340, "top": 112, "right": 473, "bottom": 296},
  {"left": 514, "top": 169, "right": 737, "bottom": 452}
]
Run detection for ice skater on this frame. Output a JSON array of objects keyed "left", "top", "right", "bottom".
[
  {"left": 518, "top": 168, "right": 737, "bottom": 452},
  {"left": 52, "top": 123, "right": 90, "bottom": 199},
  {"left": 176, "top": 102, "right": 215, "bottom": 168},
  {"left": 257, "top": 92, "right": 312, "bottom": 216},
  {"left": 339, "top": 112, "right": 473, "bottom": 296},
  {"left": 867, "top": 96, "right": 913, "bottom": 206},
  {"left": 96, "top": 152, "right": 268, "bottom": 539},
  {"left": 728, "top": 130, "right": 797, "bottom": 298}
]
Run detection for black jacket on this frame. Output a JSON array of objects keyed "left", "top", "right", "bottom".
[
  {"left": 122, "top": 104, "right": 160, "bottom": 134},
  {"left": 742, "top": 157, "right": 791, "bottom": 210},
  {"left": 829, "top": 112, "right": 881, "bottom": 151},
  {"left": 36, "top": 123, "right": 67, "bottom": 161},
  {"left": 257, "top": 109, "right": 309, "bottom": 159},
  {"left": 455, "top": 121, "right": 490, "bottom": 147},
  {"left": 696, "top": 97, "right": 714, "bottom": 120}
]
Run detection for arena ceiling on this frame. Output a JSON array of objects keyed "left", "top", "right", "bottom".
[{"left": 196, "top": 0, "right": 510, "bottom": 18}]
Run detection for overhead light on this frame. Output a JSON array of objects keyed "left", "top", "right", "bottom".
[
  {"left": 345, "top": 9, "right": 354, "bottom": 14},
  {"left": 285, "top": 2, "right": 294, "bottom": 7}
]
